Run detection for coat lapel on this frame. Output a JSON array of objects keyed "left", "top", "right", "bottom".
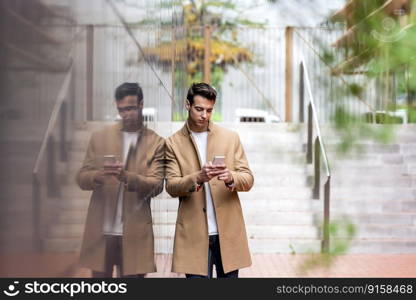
[
  {"left": 206, "top": 121, "right": 216, "bottom": 163},
  {"left": 111, "top": 122, "right": 123, "bottom": 163},
  {"left": 181, "top": 121, "right": 217, "bottom": 167},
  {"left": 183, "top": 122, "right": 202, "bottom": 169}
]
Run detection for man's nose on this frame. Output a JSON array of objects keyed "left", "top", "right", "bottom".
[{"left": 201, "top": 110, "right": 207, "bottom": 118}]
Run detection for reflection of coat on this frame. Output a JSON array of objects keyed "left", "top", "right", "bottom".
[
  {"left": 165, "top": 121, "right": 254, "bottom": 276},
  {"left": 76, "top": 122, "right": 165, "bottom": 275}
]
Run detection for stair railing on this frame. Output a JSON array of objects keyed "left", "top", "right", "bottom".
[
  {"left": 32, "top": 63, "right": 74, "bottom": 251},
  {"left": 299, "top": 58, "right": 332, "bottom": 253}
]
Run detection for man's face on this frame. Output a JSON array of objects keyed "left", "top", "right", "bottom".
[
  {"left": 186, "top": 95, "right": 215, "bottom": 131},
  {"left": 116, "top": 95, "right": 143, "bottom": 130}
]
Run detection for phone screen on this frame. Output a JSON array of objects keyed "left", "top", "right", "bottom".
[
  {"left": 103, "top": 155, "right": 116, "bottom": 167},
  {"left": 212, "top": 156, "right": 225, "bottom": 166}
]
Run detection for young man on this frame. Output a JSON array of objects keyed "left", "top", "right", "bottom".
[
  {"left": 76, "top": 82, "right": 165, "bottom": 277},
  {"left": 165, "top": 82, "right": 254, "bottom": 278}
]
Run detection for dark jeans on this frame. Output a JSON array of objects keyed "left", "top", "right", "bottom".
[
  {"left": 186, "top": 234, "right": 239, "bottom": 278},
  {"left": 91, "top": 235, "right": 145, "bottom": 278}
]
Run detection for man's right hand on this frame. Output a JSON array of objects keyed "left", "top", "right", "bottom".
[{"left": 93, "top": 163, "right": 123, "bottom": 184}]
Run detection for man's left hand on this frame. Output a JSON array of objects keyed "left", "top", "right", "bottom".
[
  {"left": 216, "top": 167, "right": 233, "bottom": 185},
  {"left": 105, "top": 162, "right": 127, "bottom": 183}
]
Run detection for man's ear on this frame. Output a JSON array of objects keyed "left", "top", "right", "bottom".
[
  {"left": 185, "top": 100, "right": 191, "bottom": 111},
  {"left": 138, "top": 99, "right": 144, "bottom": 109}
]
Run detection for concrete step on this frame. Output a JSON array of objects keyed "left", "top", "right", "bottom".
[
  {"left": 343, "top": 238, "right": 416, "bottom": 254},
  {"left": 240, "top": 198, "right": 321, "bottom": 212},
  {"left": 329, "top": 153, "right": 405, "bottom": 166},
  {"left": 250, "top": 163, "right": 309, "bottom": 173},
  {"left": 331, "top": 174, "right": 415, "bottom": 188},
  {"left": 242, "top": 142, "right": 306, "bottom": 153},
  {"left": 331, "top": 213, "right": 416, "bottom": 226},
  {"left": 246, "top": 152, "right": 307, "bottom": 164},
  {"left": 354, "top": 224, "right": 416, "bottom": 239},
  {"left": 251, "top": 174, "right": 309, "bottom": 187},
  {"left": 248, "top": 238, "right": 321, "bottom": 254},
  {"left": 399, "top": 144, "right": 416, "bottom": 155},
  {"left": 245, "top": 225, "right": 319, "bottom": 239},
  {"left": 404, "top": 155, "right": 416, "bottom": 163},
  {"left": 244, "top": 211, "right": 319, "bottom": 226},
  {"left": 330, "top": 187, "right": 416, "bottom": 201},
  {"left": 333, "top": 143, "right": 401, "bottom": 153},
  {"left": 409, "top": 164, "right": 416, "bottom": 175},
  {"left": 331, "top": 200, "right": 416, "bottom": 213},
  {"left": 331, "top": 165, "right": 409, "bottom": 175}
]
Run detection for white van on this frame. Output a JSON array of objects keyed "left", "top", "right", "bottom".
[{"left": 235, "top": 108, "right": 280, "bottom": 123}]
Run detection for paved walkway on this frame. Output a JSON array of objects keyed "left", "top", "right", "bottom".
[{"left": 1, "top": 253, "right": 415, "bottom": 277}]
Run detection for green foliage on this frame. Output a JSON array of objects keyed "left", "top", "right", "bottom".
[
  {"left": 203, "top": 0, "right": 236, "bottom": 10},
  {"left": 172, "top": 111, "right": 186, "bottom": 121},
  {"left": 331, "top": 106, "right": 395, "bottom": 153},
  {"left": 172, "top": 110, "right": 222, "bottom": 122},
  {"left": 347, "top": 83, "right": 363, "bottom": 98},
  {"left": 297, "top": 218, "right": 357, "bottom": 275}
]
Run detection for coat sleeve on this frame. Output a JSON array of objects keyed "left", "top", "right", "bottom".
[
  {"left": 76, "top": 132, "right": 101, "bottom": 191},
  {"left": 124, "top": 136, "right": 165, "bottom": 198},
  {"left": 164, "top": 139, "right": 199, "bottom": 198},
  {"left": 230, "top": 133, "right": 254, "bottom": 192}
]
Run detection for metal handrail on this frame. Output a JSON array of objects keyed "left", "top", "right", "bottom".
[
  {"left": 300, "top": 57, "right": 332, "bottom": 254},
  {"left": 32, "top": 63, "right": 73, "bottom": 251},
  {"left": 294, "top": 29, "right": 377, "bottom": 115},
  {"left": 33, "top": 64, "right": 73, "bottom": 176}
]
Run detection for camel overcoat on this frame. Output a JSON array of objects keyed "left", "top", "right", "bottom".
[
  {"left": 165, "top": 121, "right": 254, "bottom": 276},
  {"left": 76, "top": 122, "right": 165, "bottom": 275}
]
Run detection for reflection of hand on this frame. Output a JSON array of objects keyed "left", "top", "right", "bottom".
[
  {"left": 95, "top": 162, "right": 125, "bottom": 183},
  {"left": 93, "top": 169, "right": 106, "bottom": 184}
]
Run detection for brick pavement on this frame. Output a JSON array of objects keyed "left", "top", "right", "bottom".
[{"left": 1, "top": 253, "right": 415, "bottom": 277}]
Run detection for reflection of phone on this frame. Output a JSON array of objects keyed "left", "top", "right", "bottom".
[
  {"left": 103, "top": 155, "right": 116, "bottom": 167},
  {"left": 212, "top": 155, "right": 225, "bottom": 167}
]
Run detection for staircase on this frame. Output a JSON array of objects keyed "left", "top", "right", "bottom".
[
  {"left": 43, "top": 122, "right": 321, "bottom": 253},
  {"left": 43, "top": 122, "right": 416, "bottom": 255},
  {"left": 324, "top": 124, "right": 416, "bottom": 253}
]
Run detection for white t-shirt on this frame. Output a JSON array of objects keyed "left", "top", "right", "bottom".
[
  {"left": 103, "top": 131, "right": 138, "bottom": 235},
  {"left": 190, "top": 130, "right": 219, "bottom": 236}
]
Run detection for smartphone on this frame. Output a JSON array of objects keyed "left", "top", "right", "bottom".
[
  {"left": 103, "top": 155, "right": 116, "bottom": 168},
  {"left": 212, "top": 155, "right": 225, "bottom": 167}
]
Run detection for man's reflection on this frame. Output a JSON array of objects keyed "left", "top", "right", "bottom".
[{"left": 76, "top": 82, "right": 165, "bottom": 278}]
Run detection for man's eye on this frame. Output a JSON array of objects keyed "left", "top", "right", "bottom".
[{"left": 207, "top": 110, "right": 213, "bottom": 113}]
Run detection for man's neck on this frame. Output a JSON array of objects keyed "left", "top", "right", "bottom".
[
  {"left": 122, "top": 123, "right": 143, "bottom": 132},
  {"left": 187, "top": 120, "right": 208, "bottom": 133}
]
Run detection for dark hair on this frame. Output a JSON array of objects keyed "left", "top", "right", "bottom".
[
  {"left": 186, "top": 82, "right": 217, "bottom": 105},
  {"left": 115, "top": 82, "right": 143, "bottom": 102}
]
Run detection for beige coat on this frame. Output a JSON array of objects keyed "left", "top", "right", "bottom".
[
  {"left": 165, "top": 122, "right": 254, "bottom": 276},
  {"left": 76, "top": 122, "right": 165, "bottom": 275}
]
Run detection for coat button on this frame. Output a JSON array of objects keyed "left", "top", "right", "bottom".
[{"left": 203, "top": 207, "right": 206, "bottom": 213}]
